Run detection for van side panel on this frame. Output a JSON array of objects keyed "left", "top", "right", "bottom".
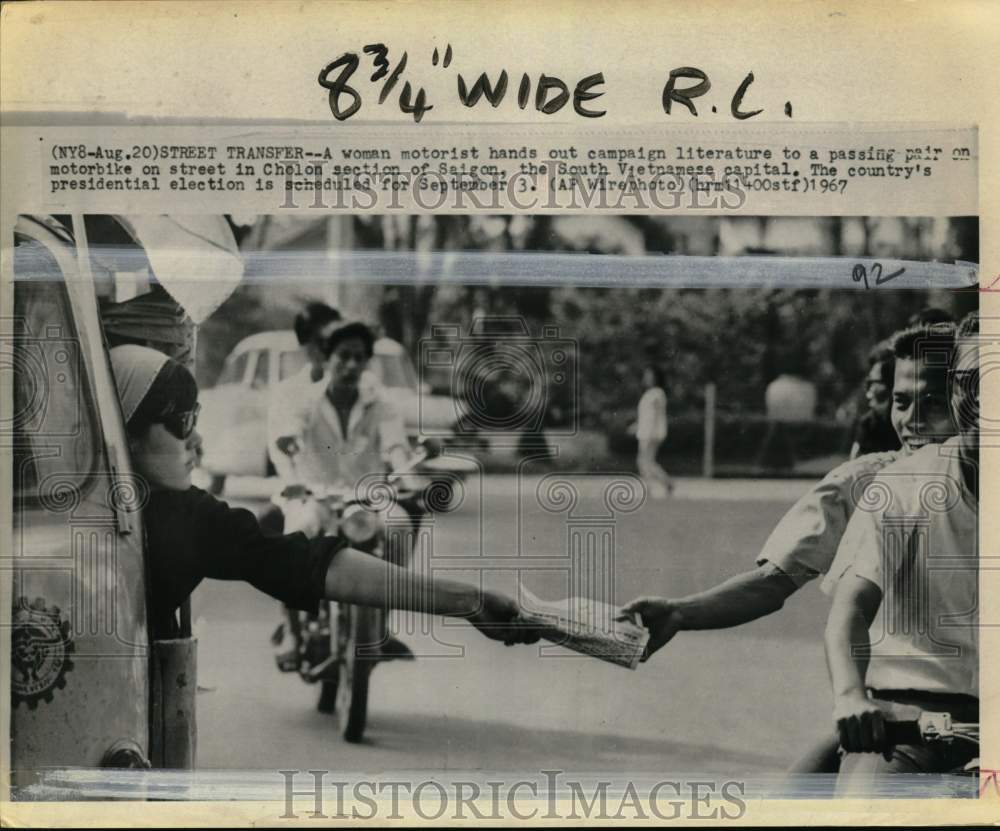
[{"left": 9, "top": 227, "right": 150, "bottom": 777}]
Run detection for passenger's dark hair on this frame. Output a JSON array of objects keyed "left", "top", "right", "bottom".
[
  {"left": 891, "top": 322, "right": 957, "bottom": 365},
  {"left": 907, "top": 306, "right": 954, "bottom": 328},
  {"left": 128, "top": 359, "right": 198, "bottom": 438},
  {"left": 866, "top": 340, "right": 895, "bottom": 387},
  {"left": 293, "top": 302, "right": 341, "bottom": 346}
]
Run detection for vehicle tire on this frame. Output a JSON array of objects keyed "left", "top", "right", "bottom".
[
  {"left": 334, "top": 603, "right": 380, "bottom": 743},
  {"left": 207, "top": 473, "right": 226, "bottom": 495}
]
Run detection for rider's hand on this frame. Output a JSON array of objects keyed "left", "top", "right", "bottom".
[
  {"left": 469, "top": 590, "right": 542, "bottom": 646},
  {"left": 276, "top": 436, "right": 301, "bottom": 457},
  {"left": 618, "top": 597, "right": 685, "bottom": 661},
  {"left": 833, "top": 690, "right": 888, "bottom": 756}
]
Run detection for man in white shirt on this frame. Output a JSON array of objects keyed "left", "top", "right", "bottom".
[
  {"left": 272, "top": 319, "right": 409, "bottom": 490},
  {"left": 620, "top": 322, "right": 958, "bottom": 773},
  {"left": 269, "top": 316, "right": 417, "bottom": 673},
  {"left": 824, "top": 313, "right": 979, "bottom": 787},
  {"left": 621, "top": 323, "right": 958, "bottom": 651}
]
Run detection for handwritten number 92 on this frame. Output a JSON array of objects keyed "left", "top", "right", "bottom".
[{"left": 852, "top": 263, "right": 905, "bottom": 290}]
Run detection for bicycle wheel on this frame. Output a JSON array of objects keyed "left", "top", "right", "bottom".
[{"left": 335, "top": 604, "right": 381, "bottom": 743}]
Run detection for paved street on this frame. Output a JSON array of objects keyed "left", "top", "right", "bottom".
[{"left": 193, "top": 472, "right": 833, "bottom": 776}]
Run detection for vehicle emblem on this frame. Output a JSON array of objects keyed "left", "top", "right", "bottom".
[{"left": 11, "top": 596, "right": 75, "bottom": 709}]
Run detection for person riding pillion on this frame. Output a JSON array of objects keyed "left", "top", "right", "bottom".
[
  {"left": 267, "top": 301, "right": 343, "bottom": 483},
  {"left": 823, "top": 312, "right": 980, "bottom": 789},
  {"left": 617, "top": 322, "right": 960, "bottom": 774}
]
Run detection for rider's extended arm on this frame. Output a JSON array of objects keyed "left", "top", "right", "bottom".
[
  {"left": 824, "top": 569, "right": 882, "bottom": 699},
  {"left": 671, "top": 562, "right": 801, "bottom": 629}
]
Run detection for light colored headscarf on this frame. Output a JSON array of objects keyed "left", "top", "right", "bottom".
[{"left": 109, "top": 344, "right": 170, "bottom": 424}]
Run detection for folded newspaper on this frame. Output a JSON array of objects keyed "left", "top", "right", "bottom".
[{"left": 517, "top": 585, "right": 649, "bottom": 670}]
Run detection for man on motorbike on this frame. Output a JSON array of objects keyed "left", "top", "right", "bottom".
[
  {"left": 619, "top": 322, "right": 958, "bottom": 773},
  {"left": 269, "top": 316, "right": 422, "bottom": 663},
  {"left": 824, "top": 312, "right": 979, "bottom": 789}
]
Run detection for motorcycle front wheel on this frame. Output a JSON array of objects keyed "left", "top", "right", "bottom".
[
  {"left": 317, "top": 678, "right": 338, "bottom": 714},
  {"left": 332, "top": 603, "right": 382, "bottom": 743}
]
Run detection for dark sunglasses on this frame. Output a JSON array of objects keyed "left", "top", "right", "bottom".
[{"left": 158, "top": 402, "right": 200, "bottom": 440}]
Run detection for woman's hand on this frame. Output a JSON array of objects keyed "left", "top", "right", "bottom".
[{"left": 469, "top": 590, "right": 543, "bottom": 645}]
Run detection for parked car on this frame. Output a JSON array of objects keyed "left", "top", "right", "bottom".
[{"left": 197, "top": 330, "right": 475, "bottom": 497}]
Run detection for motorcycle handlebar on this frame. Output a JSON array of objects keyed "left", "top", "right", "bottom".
[
  {"left": 882, "top": 710, "right": 979, "bottom": 747},
  {"left": 884, "top": 721, "right": 923, "bottom": 746}
]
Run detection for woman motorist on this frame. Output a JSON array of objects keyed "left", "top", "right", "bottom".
[{"left": 110, "top": 344, "right": 540, "bottom": 644}]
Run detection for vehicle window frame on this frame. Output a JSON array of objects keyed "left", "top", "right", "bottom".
[
  {"left": 218, "top": 349, "right": 251, "bottom": 386},
  {"left": 250, "top": 349, "right": 270, "bottom": 390},
  {"left": 11, "top": 236, "right": 104, "bottom": 511},
  {"left": 278, "top": 348, "right": 307, "bottom": 382}
]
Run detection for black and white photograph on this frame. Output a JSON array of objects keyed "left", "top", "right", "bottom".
[
  {"left": 8, "top": 212, "right": 981, "bottom": 803},
  {"left": 2, "top": 1, "right": 997, "bottom": 825}
]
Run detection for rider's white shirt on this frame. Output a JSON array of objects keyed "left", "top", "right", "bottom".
[
  {"left": 756, "top": 450, "right": 902, "bottom": 585},
  {"left": 268, "top": 369, "right": 408, "bottom": 490},
  {"left": 823, "top": 438, "right": 978, "bottom": 697}
]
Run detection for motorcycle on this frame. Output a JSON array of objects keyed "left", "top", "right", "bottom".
[{"left": 268, "top": 440, "right": 439, "bottom": 743}]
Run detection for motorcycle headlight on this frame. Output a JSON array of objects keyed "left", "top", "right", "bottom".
[{"left": 341, "top": 503, "right": 381, "bottom": 544}]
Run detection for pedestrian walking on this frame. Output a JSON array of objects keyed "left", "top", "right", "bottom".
[{"left": 634, "top": 365, "right": 673, "bottom": 499}]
